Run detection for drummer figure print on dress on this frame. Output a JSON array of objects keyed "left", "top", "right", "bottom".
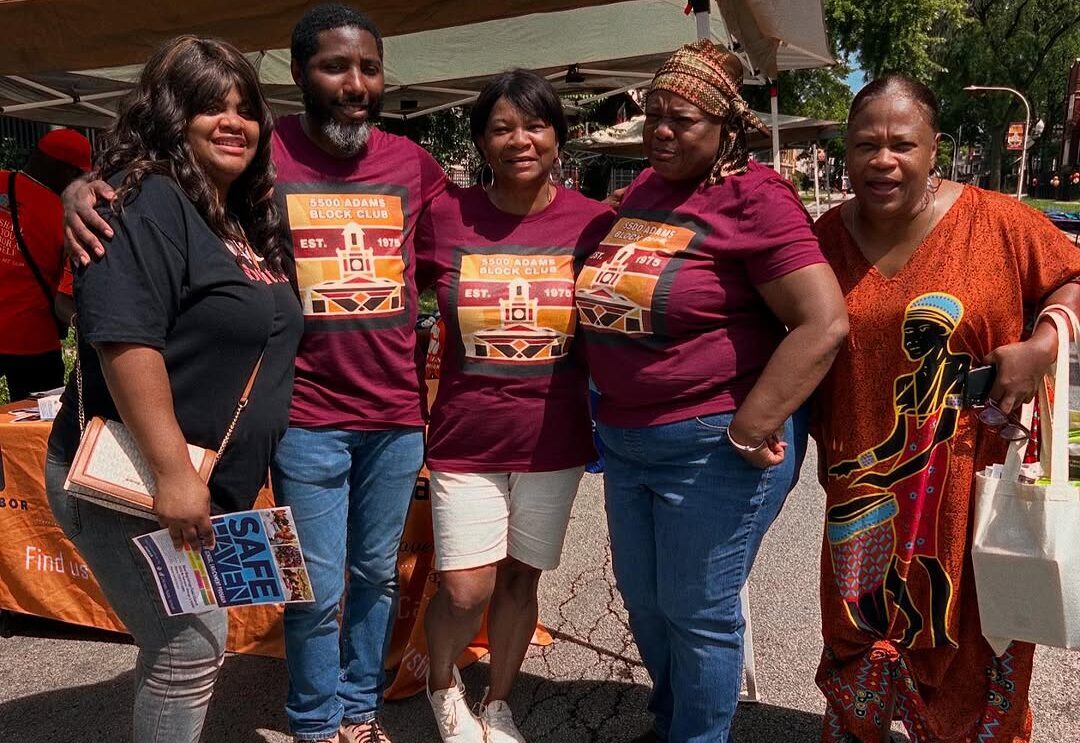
[{"left": 826, "top": 292, "right": 971, "bottom": 649}]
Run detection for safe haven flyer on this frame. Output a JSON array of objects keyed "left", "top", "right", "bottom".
[{"left": 133, "top": 507, "right": 314, "bottom": 616}]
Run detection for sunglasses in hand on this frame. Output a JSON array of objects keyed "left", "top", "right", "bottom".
[{"left": 974, "top": 401, "right": 1030, "bottom": 442}]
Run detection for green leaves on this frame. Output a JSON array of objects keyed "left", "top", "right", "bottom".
[{"left": 826, "top": 0, "right": 1080, "bottom": 190}]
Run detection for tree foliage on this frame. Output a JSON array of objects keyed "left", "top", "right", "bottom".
[
  {"left": 828, "top": 0, "right": 968, "bottom": 81},
  {"left": 828, "top": 0, "right": 1080, "bottom": 191},
  {"left": 0, "top": 137, "right": 28, "bottom": 170},
  {"left": 381, "top": 108, "right": 475, "bottom": 171}
]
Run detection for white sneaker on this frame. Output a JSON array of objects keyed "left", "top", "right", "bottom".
[
  {"left": 480, "top": 695, "right": 527, "bottom": 743},
  {"left": 427, "top": 666, "right": 486, "bottom": 742}
]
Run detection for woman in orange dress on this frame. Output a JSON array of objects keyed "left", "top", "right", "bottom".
[{"left": 813, "top": 74, "right": 1080, "bottom": 742}]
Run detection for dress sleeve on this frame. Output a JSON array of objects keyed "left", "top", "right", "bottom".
[
  {"left": 737, "top": 177, "right": 827, "bottom": 285},
  {"left": 1002, "top": 199, "right": 1080, "bottom": 305},
  {"left": 74, "top": 194, "right": 187, "bottom": 349}
]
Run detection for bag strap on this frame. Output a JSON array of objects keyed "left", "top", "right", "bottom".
[
  {"left": 1035, "top": 306, "right": 1077, "bottom": 486},
  {"left": 8, "top": 171, "right": 62, "bottom": 322},
  {"left": 213, "top": 352, "right": 264, "bottom": 460},
  {"left": 1001, "top": 400, "right": 1034, "bottom": 483},
  {"left": 73, "top": 313, "right": 266, "bottom": 460}
]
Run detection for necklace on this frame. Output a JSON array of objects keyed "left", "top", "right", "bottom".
[{"left": 847, "top": 188, "right": 938, "bottom": 257}]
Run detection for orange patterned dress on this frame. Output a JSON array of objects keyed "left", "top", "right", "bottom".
[{"left": 812, "top": 186, "right": 1080, "bottom": 743}]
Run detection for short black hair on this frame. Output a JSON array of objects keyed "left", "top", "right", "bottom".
[
  {"left": 470, "top": 69, "right": 569, "bottom": 150},
  {"left": 291, "top": 4, "right": 384, "bottom": 70},
  {"left": 848, "top": 73, "right": 940, "bottom": 131}
]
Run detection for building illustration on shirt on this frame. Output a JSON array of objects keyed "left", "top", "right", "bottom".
[
  {"left": 575, "top": 245, "right": 652, "bottom": 335},
  {"left": 469, "top": 277, "right": 568, "bottom": 362},
  {"left": 576, "top": 216, "right": 699, "bottom": 337},
  {"left": 454, "top": 251, "right": 576, "bottom": 372},
  {"left": 303, "top": 223, "right": 403, "bottom": 316},
  {"left": 284, "top": 190, "right": 407, "bottom": 323}
]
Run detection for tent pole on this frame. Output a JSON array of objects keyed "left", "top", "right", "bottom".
[
  {"left": 7, "top": 75, "right": 119, "bottom": 118},
  {"left": 812, "top": 140, "right": 821, "bottom": 217},
  {"left": 771, "top": 83, "right": 781, "bottom": 173},
  {"left": 824, "top": 150, "right": 831, "bottom": 207},
  {"left": 692, "top": 0, "right": 710, "bottom": 39}
]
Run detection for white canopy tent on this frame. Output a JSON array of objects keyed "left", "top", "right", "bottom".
[
  {"left": 565, "top": 112, "right": 842, "bottom": 157},
  {"left": 0, "top": 0, "right": 833, "bottom": 132}
]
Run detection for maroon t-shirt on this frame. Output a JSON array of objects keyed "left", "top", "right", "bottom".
[
  {"left": 417, "top": 184, "right": 614, "bottom": 472},
  {"left": 273, "top": 117, "right": 447, "bottom": 429},
  {"left": 576, "top": 161, "right": 825, "bottom": 427}
]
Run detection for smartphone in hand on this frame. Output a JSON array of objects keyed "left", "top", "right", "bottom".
[{"left": 964, "top": 364, "right": 996, "bottom": 407}]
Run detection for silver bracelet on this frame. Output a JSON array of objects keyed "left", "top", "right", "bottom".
[{"left": 726, "top": 427, "right": 766, "bottom": 453}]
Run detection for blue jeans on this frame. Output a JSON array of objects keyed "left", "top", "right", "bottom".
[
  {"left": 271, "top": 426, "right": 424, "bottom": 740},
  {"left": 44, "top": 454, "right": 228, "bottom": 743},
  {"left": 598, "top": 413, "right": 794, "bottom": 743}
]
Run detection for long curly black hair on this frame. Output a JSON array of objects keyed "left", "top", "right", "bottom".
[{"left": 97, "top": 36, "right": 284, "bottom": 272}]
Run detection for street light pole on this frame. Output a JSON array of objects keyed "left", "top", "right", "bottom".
[
  {"left": 963, "top": 85, "right": 1031, "bottom": 199},
  {"left": 939, "top": 132, "right": 958, "bottom": 181}
]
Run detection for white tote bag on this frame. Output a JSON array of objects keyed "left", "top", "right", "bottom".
[{"left": 972, "top": 305, "right": 1080, "bottom": 654}]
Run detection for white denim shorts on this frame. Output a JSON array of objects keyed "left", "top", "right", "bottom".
[{"left": 429, "top": 466, "right": 586, "bottom": 572}]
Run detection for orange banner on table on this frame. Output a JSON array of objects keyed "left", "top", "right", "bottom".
[
  {"left": 0, "top": 396, "right": 549, "bottom": 698},
  {"left": 0, "top": 411, "right": 282, "bottom": 656}
]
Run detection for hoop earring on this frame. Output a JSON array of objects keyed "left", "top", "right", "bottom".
[
  {"left": 550, "top": 154, "right": 564, "bottom": 185},
  {"left": 927, "top": 167, "right": 943, "bottom": 193},
  {"left": 480, "top": 162, "right": 495, "bottom": 190}
]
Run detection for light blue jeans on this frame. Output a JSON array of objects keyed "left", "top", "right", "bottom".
[
  {"left": 599, "top": 413, "right": 794, "bottom": 743},
  {"left": 44, "top": 453, "right": 227, "bottom": 743},
  {"left": 271, "top": 426, "right": 424, "bottom": 740}
]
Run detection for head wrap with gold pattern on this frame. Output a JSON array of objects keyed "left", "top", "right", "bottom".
[{"left": 648, "top": 39, "right": 769, "bottom": 137}]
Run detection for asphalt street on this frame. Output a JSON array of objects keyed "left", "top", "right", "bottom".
[{"left": 1, "top": 444, "right": 1078, "bottom": 742}]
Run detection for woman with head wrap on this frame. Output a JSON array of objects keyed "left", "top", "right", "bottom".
[
  {"left": 813, "top": 74, "right": 1080, "bottom": 743},
  {"left": 574, "top": 40, "right": 848, "bottom": 743}
]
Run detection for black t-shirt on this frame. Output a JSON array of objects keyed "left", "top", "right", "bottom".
[{"left": 49, "top": 174, "right": 303, "bottom": 513}]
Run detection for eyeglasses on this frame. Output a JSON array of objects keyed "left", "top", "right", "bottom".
[{"left": 975, "top": 402, "right": 1031, "bottom": 442}]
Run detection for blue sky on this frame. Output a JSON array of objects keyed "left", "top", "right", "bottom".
[{"left": 845, "top": 68, "right": 868, "bottom": 92}]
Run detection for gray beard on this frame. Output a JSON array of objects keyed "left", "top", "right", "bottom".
[{"left": 320, "top": 119, "right": 371, "bottom": 157}]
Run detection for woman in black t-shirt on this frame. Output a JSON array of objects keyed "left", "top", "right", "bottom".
[{"left": 45, "top": 36, "right": 302, "bottom": 743}]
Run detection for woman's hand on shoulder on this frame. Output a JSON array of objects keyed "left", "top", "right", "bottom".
[
  {"left": 153, "top": 468, "right": 215, "bottom": 550},
  {"left": 603, "top": 187, "right": 628, "bottom": 209}
]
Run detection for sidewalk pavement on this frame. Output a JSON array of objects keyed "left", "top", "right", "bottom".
[{"left": 2, "top": 445, "right": 1078, "bottom": 742}]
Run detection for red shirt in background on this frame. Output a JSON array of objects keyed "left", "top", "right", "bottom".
[
  {"left": 273, "top": 117, "right": 447, "bottom": 430},
  {"left": 576, "top": 161, "right": 826, "bottom": 427},
  {"left": 417, "top": 184, "right": 614, "bottom": 472},
  {"left": 0, "top": 171, "right": 65, "bottom": 355}
]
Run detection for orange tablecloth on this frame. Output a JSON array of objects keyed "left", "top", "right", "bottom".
[{"left": 0, "top": 403, "right": 530, "bottom": 699}]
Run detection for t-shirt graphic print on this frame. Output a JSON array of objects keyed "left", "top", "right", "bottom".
[
  {"left": 452, "top": 247, "right": 576, "bottom": 376},
  {"left": 282, "top": 183, "right": 409, "bottom": 330},
  {"left": 576, "top": 214, "right": 701, "bottom": 339}
]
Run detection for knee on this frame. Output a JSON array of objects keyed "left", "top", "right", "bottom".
[
  {"left": 658, "top": 590, "right": 743, "bottom": 641},
  {"left": 289, "top": 575, "right": 345, "bottom": 621},
  {"left": 350, "top": 558, "right": 398, "bottom": 593},
  {"left": 439, "top": 576, "right": 493, "bottom": 619},
  {"left": 138, "top": 642, "right": 225, "bottom": 696},
  {"left": 496, "top": 560, "right": 541, "bottom": 606}
]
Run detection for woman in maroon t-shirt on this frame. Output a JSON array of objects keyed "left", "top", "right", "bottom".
[
  {"left": 416, "top": 71, "right": 614, "bottom": 743},
  {"left": 575, "top": 41, "right": 848, "bottom": 743}
]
